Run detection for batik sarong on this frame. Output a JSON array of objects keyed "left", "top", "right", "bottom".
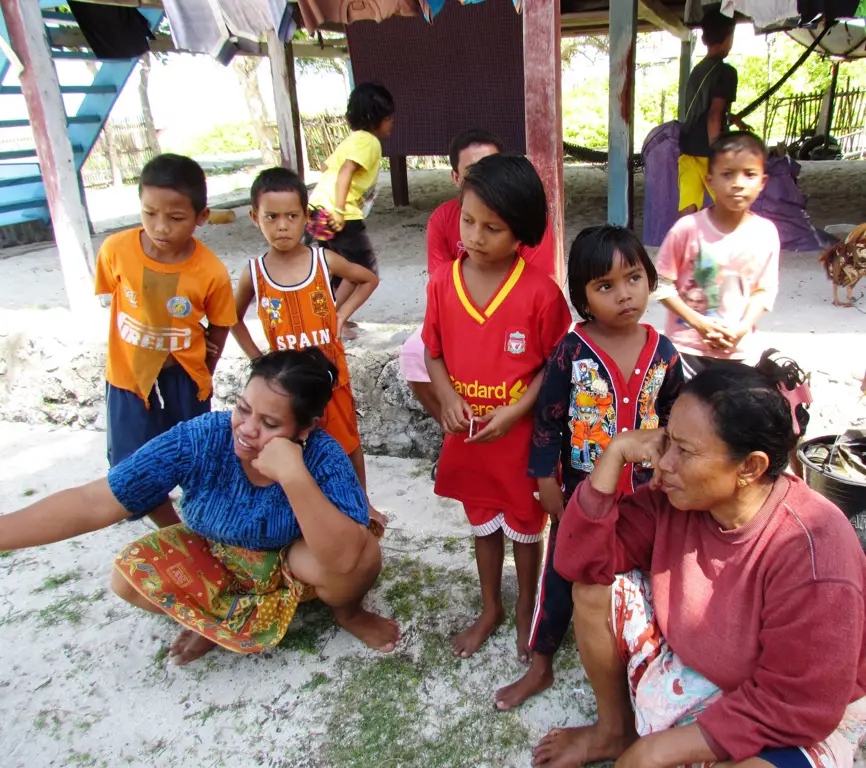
[{"left": 612, "top": 570, "right": 866, "bottom": 768}]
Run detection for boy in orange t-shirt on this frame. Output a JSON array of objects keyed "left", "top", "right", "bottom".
[{"left": 95, "top": 154, "right": 237, "bottom": 526}]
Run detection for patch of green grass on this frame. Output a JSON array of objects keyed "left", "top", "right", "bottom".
[
  {"left": 33, "top": 571, "right": 79, "bottom": 593},
  {"left": 324, "top": 633, "right": 530, "bottom": 768},
  {"left": 301, "top": 671, "right": 330, "bottom": 692},
  {"left": 184, "top": 699, "right": 249, "bottom": 725},
  {"left": 65, "top": 752, "right": 95, "bottom": 765},
  {"left": 22, "top": 488, "right": 37, "bottom": 497},
  {"left": 382, "top": 558, "right": 472, "bottom": 622},
  {"left": 442, "top": 536, "right": 461, "bottom": 554},
  {"left": 153, "top": 645, "right": 169, "bottom": 667},
  {"left": 279, "top": 601, "right": 334, "bottom": 654},
  {"left": 38, "top": 590, "right": 104, "bottom": 628},
  {"left": 34, "top": 710, "right": 62, "bottom": 734},
  {"left": 0, "top": 550, "right": 12, "bottom": 559}
]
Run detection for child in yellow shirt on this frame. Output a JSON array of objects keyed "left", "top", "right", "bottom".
[{"left": 307, "top": 83, "right": 394, "bottom": 334}]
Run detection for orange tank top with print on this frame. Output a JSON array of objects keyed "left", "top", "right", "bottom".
[{"left": 250, "top": 247, "right": 350, "bottom": 387}]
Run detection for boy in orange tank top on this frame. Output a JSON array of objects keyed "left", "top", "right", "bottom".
[{"left": 231, "top": 168, "right": 386, "bottom": 526}]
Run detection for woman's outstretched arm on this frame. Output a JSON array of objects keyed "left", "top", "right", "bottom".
[{"left": 0, "top": 479, "right": 128, "bottom": 551}]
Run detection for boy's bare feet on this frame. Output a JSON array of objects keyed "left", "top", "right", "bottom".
[
  {"left": 332, "top": 604, "right": 400, "bottom": 652},
  {"left": 531, "top": 724, "right": 636, "bottom": 767},
  {"left": 169, "top": 629, "right": 216, "bottom": 665},
  {"left": 451, "top": 608, "right": 504, "bottom": 658},
  {"left": 495, "top": 653, "right": 554, "bottom": 710}
]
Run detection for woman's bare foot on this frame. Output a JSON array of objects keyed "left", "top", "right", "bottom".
[
  {"left": 495, "top": 653, "right": 554, "bottom": 710},
  {"left": 515, "top": 593, "right": 535, "bottom": 663},
  {"left": 451, "top": 608, "right": 504, "bottom": 658},
  {"left": 531, "top": 724, "right": 636, "bottom": 767},
  {"left": 332, "top": 604, "right": 400, "bottom": 652},
  {"left": 369, "top": 505, "right": 389, "bottom": 528},
  {"left": 168, "top": 629, "right": 216, "bottom": 666}
]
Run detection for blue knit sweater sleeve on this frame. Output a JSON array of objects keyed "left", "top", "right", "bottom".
[
  {"left": 107, "top": 415, "right": 200, "bottom": 519},
  {"left": 305, "top": 430, "right": 369, "bottom": 527}
]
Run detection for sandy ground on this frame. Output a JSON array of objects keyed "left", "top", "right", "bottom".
[{"left": 0, "top": 162, "right": 865, "bottom": 767}]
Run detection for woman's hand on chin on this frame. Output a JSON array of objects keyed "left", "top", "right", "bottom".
[
  {"left": 610, "top": 428, "right": 668, "bottom": 468},
  {"left": 251, "top": 438, "right": 305, "bottom": 485}
]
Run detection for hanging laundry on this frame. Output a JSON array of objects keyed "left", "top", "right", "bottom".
[
  {"left": 162, "top": 0, "right": 297, "bottom": 65},
  {"left": 721, "top": 1, "right": 799, "bottom": 31},
  {"left": 68, "top": 2, "right": 154, "bottom": 60},
  {"left": 419, "top": 0, "right": 447, "bottom": 21},
  {"left": 162, "top": 0, "right": 235, "bottom": 62},
  {"left": 296, "top": 0, "right": 419, "bottom": 34}
]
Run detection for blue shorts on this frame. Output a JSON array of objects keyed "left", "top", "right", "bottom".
[
  {"left": 106, "top": 364, "right": 211, "bottom": 468},
  {"left": 756, "top": 748, "right": 811, "bottom": 767}
]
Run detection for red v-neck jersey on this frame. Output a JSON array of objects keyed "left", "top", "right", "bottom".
[{"left": 423, "top": 256, "right": 571, "bottom": 519}]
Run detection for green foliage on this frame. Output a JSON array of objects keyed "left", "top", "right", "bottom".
[{"left": 175, "top": 123, "right": 260, "bottom": 157}]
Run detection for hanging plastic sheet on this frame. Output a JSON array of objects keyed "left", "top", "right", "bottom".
[
  {"left": 68, "top": 2, "right": 154, "bottom": 60},
  {"left": 419, "top": 0, "right": 522, "bottom": 23}
]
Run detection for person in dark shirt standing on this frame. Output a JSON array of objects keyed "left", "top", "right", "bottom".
[{"left": 679, "top": 9, "right": 750, "bottom": 216}]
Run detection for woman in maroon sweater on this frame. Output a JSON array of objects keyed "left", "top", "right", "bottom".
[{"left": 533, "top": 354, "right": 866, "bottom": 768}]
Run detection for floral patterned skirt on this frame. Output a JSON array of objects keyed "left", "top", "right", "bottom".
[
  {"left": 612, "top": 570, "right": 866, "bottom": 768},
  {"left": 114, "top": 524, "right": 316, "bottom": 653}
]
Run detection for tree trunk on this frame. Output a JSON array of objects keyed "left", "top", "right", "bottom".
[
  {"left": 232, "top": 56, "right": 280, "bottom": 167},
  {"left": 139, "top": 53, "right": 161, "bottom": 155}
]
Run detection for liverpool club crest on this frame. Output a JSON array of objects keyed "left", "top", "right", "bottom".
[{"left": 506, "top": 330, "right": 526, "bottom": 355}]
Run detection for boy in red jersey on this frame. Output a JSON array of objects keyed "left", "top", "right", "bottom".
[{"left": 423, "top": 154, "right": 571, "bottom": 660}]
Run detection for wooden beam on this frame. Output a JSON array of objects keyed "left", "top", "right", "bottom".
[
  {"left": 1, "top": 0, "right": 97, "bottom": 315},
  {"left": 390, "top": 156, "right": 409, "bottom": 207},
  {"left": 46, "top": 28, "right": 349, "bottom": 59},
  {"left": 267, "top": 32, "right": 304, "bottom": 179},
  {"left": 678, "top": 33, "right": 694, "bottom": 120},
  {"left": 525, "top": 0, "right": 564, "bottom": 284},
  {"left": 608, "top": 0, "right": 638, "bottom": 228},
  {"left": 638, "top": 0, "right": 690, "bottom": 41}
]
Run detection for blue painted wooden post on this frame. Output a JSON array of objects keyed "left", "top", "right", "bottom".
[{"left": 608, "top": 0, "right": 638, "bottom": 228}]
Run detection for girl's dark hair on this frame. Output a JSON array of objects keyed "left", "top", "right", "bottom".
[
  {"left": 460, "top": 154, "right": 547, "bottom": 247},
  {"left": 250, "top": 167, "right": 308, "bottom": 210},
  {"left": 682, "top": 350, "right": 810, "bottom": 477},
  {"left": 346, "top": 83, "right": 395, "bottom": 132},
  {"left": 567, "top": 225, "right": 658, "bottom": 319},
  {"left": 247, "top": 348, "right": 338, "bottom": 430}
]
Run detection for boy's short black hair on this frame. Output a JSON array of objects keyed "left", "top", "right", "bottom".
[
  {"left": 139, "top": 153, "right": 207, "bottom": 213},
  {"left": 701, "top": 9, "right": 736, "bottom": 46},
  {"left": 250, "top": 167, "right": 308, "bottom": 210},
  {"left": 567, "top": 225, "right": 658, "bottom": 320},
  {"left": 708, "top": 131, "right": 767, "bottom": 171},
  {"left": 448, "top": 129, "right": 505, "bottom": 172},
  {"left": 460, "top": 154, "right": 547, "bottom": 248},
  {"left": 346, "top": 83, "right": 395, "bottom": 132}
]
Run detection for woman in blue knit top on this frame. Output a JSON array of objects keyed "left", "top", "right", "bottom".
[{"left": 0, "top": 348, "right": 400, "bottom": 664}]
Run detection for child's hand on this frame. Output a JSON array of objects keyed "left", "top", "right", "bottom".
[
  {"left": 330, "top": 210, "right": 345, "bottom": 231},
  {"left": 440, "top": 392, "right": 473, "bottom": 435},
  {"left": 694, "top": 317, "right": 733, "bottom": 351},
  {"left": 465, "top": 404, "right": 521, "bottom": 444},
  {"left": 716, "top": 321, "right": 750, "bottom": 350},
  {"left": 204, "top": 328, "right": 221, "bottom": 358},
  {"left": 536, "top": 478, "right": 565, "bottom": 522}
]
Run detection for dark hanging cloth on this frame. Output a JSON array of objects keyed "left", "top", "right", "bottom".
[
  {"left": 798, "top": 0, "right": 861, "bottom": 21},
  {"left": 68, "top": 3, "right": 154, "bottom": 60}
]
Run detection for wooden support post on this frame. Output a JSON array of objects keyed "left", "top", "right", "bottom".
[
  {"left": 267, "top": 32, "right": 304, "bottom": 179},
  {"left": 524, "top": 0, "right": 564, "bottom": 283},
  {"left": 1, "top": 0, "right": 97, "bottom": 315},
  {"left": 608, "top": 0, "right": 638, "bottom": 229},
  {"left": 390, "top": 156, "right": 409, "bottom": 207},
  {"left": 678, "top": 34, "right": 694, "bottom": 121}
]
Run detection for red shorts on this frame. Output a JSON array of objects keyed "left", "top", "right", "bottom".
[{"left": 464, "top": 505, "right": 546, "bottom": 543}]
